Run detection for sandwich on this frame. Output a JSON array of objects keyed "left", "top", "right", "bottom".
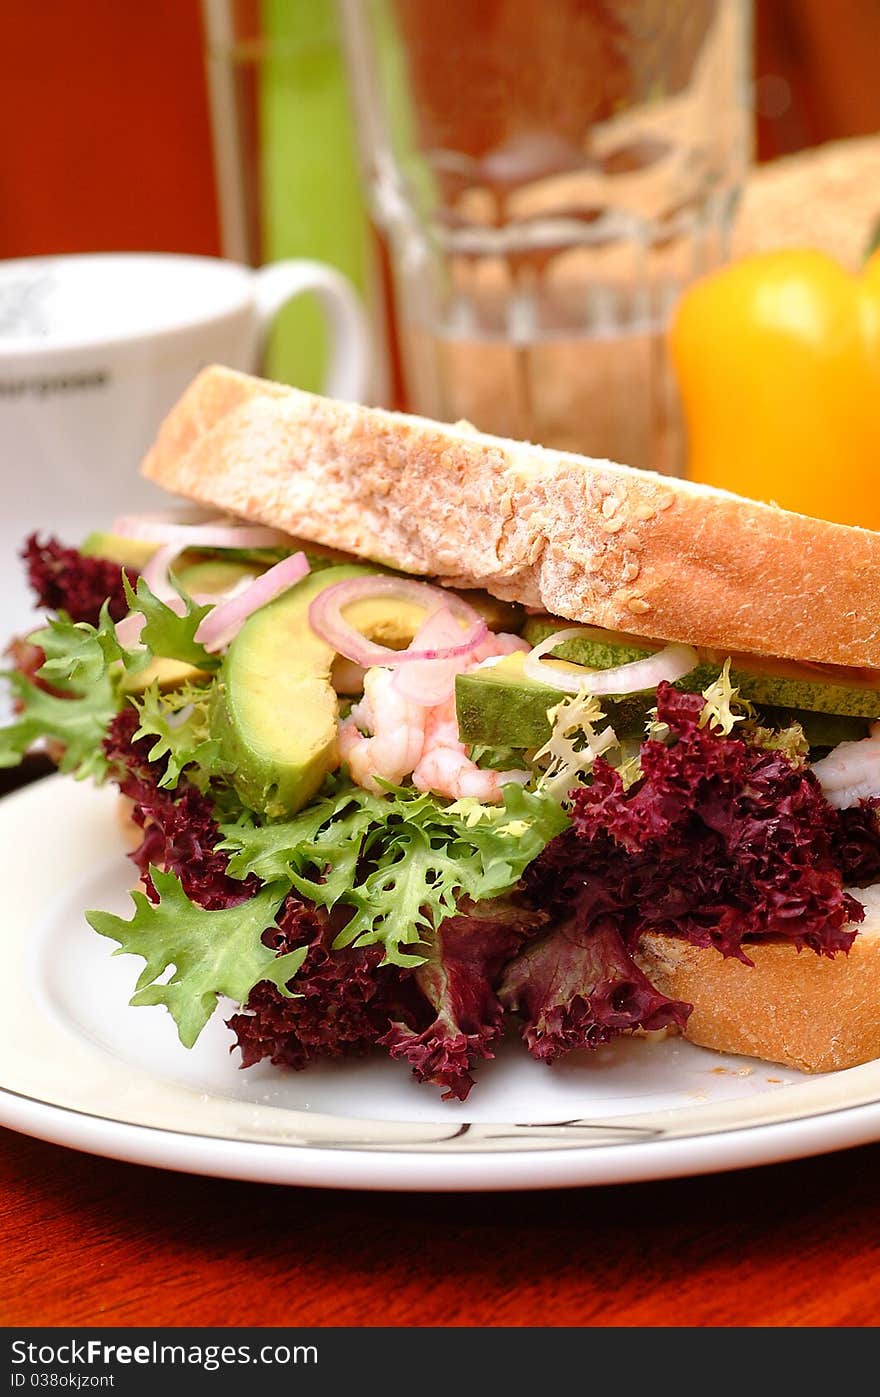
[{"left": 4, "top": 363, "right": 880, "bottom": 1100}]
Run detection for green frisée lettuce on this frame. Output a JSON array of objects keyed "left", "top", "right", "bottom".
[
  {"left": 121, "top": 574, "right": 219, "bottom": 671},
  {"left": 87, "top": 870, "right": 303, "bottom": 1048},
  {"left": 698, "top": 657, "right": 753, "bottom": 737},
  {"left": 132, "top": 681, "right": 224, "bottom": 792},
  {"left": 0, "top": 667, "right": 117, "bottom": 780},
  {"left": 0, "top": 603, "right": 137, "bottom": 779},
  {"left": 0, "top": 577, "right": 218, "bottom": 781},
  {"left": 533, "top": 691, "right": 622, "bottom": 803},
  {"left": 219, "top": 779, "right": 569, "bottom": 969},
  {"left": 37, "top": 600, "right": 145, "bottom": 686}
]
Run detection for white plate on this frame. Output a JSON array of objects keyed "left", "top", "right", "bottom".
[{"left": 4, "top": 775, "right": 880, "bottom": 1191}]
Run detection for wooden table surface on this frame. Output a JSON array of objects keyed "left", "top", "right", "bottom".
[{"left": 3, "top": 1124, "right": 880, "bottom": 1327}]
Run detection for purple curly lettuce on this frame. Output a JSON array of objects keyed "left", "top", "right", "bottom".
[
  {"left": 380, "top": 903, "right": 534, "bottom": 1101},
  {"left": 530, "top": 684, "right": 863, "bottom": 964},
  {"left": 104, "top": 707, "right": 257, "bottom": 910},
  {"left": 499, "top": 916, "right": 689, "bottom": 1063},
  {"left": 504, "top": 684, "right": 866, "bottom": 1067},
  {"left": 22, "top": 533, "right": 136, "bottom": 624},
  {"left": 833, "top": 798, "right": 880, "bottom": 888},
  {"left": 229, "top": 903, "right": 418, "bottom": 1070}
]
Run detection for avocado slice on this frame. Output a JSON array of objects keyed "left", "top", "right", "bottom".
[
  {"left": 456, "top": 654, "right": 563, "bottom": 748},
  {"left": 175, "top": 558, "right": 261, "bottom": 596},
  {"left": 343, "top": 594, "right": 429, "bottom": 650},
  {"left": 522, "top": 617, "right": 880, "bottom": 719},
  {"left": 81, "top": 531, "right": 277, "bottom": 580},
  {"left": 211, "top": 563, "right": 379, "bottom": 816},
  {"left": 341, "top": 588, "right": 523, "bottom": 649},
  {"left": 456, "top": 652, "right": 650, "bottom": 748},
  {"left": 80, "top": 531, "right": 159, "bottom": 570},
  {"left": 120, "top": 656, "right": 209, "bottom": 695}
]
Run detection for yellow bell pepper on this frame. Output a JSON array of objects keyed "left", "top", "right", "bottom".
[{"left": 669, "top": 248, "right": 880, "bottom": 529}]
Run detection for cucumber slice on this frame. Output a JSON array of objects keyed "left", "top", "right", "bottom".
[
  {"left": 756, "top": 707, "right": 870, "bottom": 750},
  {"left": 522, "top": 618, "right": 880, "bottom": 719},
  {"left": 455, "top": 653, "right": 649, "bottom": 749}
]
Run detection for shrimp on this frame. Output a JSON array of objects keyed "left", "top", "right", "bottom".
[
  {"left": 405, "top": 629, "right": 531, "bottom": 802},
  {"left": 338, "top": 629, "right": 532, "bottom": 800},
  {"left": 337, "top": 666, "right": 427, "bottom": 792},
  {"left": 413, "top": 746, "right": 529, "bottom": 802},
  {"left": 411, "top": 696, "right": 529, "bottom": 803},
  {"left": 812, "top": 726, "right": 880, "bottom": 809}
]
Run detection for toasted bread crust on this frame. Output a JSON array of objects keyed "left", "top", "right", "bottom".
[
  {"left": 636, "top": 894, "right": 880, "bottom": 1073},
  {"left": 141, "top": 365, "right": 880, "bottom": 669}
]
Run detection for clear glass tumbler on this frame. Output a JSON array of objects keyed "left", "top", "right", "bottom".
[{"left": 338, "top": 0, "right": 753, "bottom": 472}]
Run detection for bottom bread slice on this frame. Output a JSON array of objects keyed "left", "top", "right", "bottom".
[{"left": 636, "top": 889, "right": 880, "bottom": 1074}]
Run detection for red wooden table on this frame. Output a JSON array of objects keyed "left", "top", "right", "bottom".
[{"left": 3, "top": 1125, "right": 880, "bottom": 1326}]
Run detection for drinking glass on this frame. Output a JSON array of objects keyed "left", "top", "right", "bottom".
[{"left": 337, "top": 0, "right": 753, "bottom": 472}]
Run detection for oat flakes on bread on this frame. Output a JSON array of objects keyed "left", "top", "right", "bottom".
[{"left": 141, "top": 365, "right": 880, "bottom": 672}]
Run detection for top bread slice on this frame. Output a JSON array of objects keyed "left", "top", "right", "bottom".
[{"left": 141, "top": 365, "right": 880, "bottom": 670}]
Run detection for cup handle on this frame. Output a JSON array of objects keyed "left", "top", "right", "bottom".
[{"left": 251, "top": 259, "right": 370, "bottom": 403}]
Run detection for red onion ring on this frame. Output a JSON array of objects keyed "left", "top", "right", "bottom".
[
  {"left": 523, "top": 627, "right": 698, "bottom": 695},
  {"left": 195, "top": 552, "right": 310, "bottom": 652},
  {"left": 116, "top": 545, "right": 310, "bottom": 654},
  {"left": 141, "top": 542, "right": 184, "bottom": 604},
  {"left": 308, "top": 576, "right": 487, "bottom": 667}
]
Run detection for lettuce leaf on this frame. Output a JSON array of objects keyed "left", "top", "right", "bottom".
[
  {"left": 381, "top": 900, "right": 532, "bottom": 1099},
  {"left": 122, "top": 573, "right": 219, "bottom": 671},
  {"left": 21, "top": 532, "right": 135, "bottom": 625},
  {"left": 467, "top": 743, "right": 529, "bottom": 772},
  {"left": 37, "top": 600, "right": 146, "bottom": 686},
  {"left": 1, "top": 573, "right": 222, "bottom": 778},
  {"left": 219, "top": 778, "right": 569, "bottom": 968},
  {"left": 499, "top": 915, "right": 690, "bottom": 1062},
  {"left": 131, "top": 681, "right": 225, "bottom": 792},
  {"left": 0, "top": 668, "right": 117, "bottom": 780},
  {"left": 87, "top": 869, "right": 303, "bottom": 1047},
  {"left": 220, "top": 784, "right": 385, "bottom": 886},
  {"left": 0, "top": 606, "right": 131, "bottom": 779}
]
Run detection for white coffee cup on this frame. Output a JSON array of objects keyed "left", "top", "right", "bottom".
[
  {"left": 0, "top": 251, "right": 370, "bottom": 646},
  {"left": 0, "top": 251, "right": 369, "bottom": 521}
]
